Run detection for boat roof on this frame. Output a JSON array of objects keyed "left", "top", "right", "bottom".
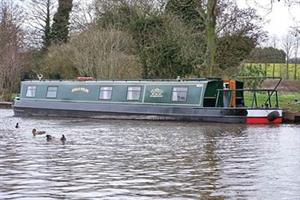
[{"left": 22, "top": 78, "right": 221, "bottom": 85}]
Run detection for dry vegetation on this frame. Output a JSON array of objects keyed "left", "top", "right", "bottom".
[
  {"left": 42, "top": 27, "right": 142, "bottom": 79},
  {"left": 0, "top": 1, "right": 25, "bottom": 100}
]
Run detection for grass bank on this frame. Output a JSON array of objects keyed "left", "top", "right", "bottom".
[{"left": 244, "top": 92, "right": 300, "bottom": 112}]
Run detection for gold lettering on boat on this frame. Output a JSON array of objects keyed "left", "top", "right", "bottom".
[
  {"left": 150, "top": 88, "right": 163, "bottom": 98},
  {"left": 71, "top": 87, "right": 89, "bottom": 93}
]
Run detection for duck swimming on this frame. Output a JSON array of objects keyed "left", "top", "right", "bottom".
[
  {"left": 60, "top": 134, "right": 66, "bottom": 142},
  {"left": 32, "top": 128, "right": 46, "bottom": 136},
  {"left": 46, "top": 134, "right": 53, "bottom": 141},
  {"left": 60, "top": 134, "right": 66, "bottom": 144}
]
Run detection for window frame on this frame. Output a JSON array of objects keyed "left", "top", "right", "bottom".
[
  {"left": 127, "top": 86, "right": 142, "bottom": 101},
  {"left": 99, "top": 86, "right": 113, "bottom": 100},
  {"left": 25, "top": 86, "right": 37, "bottom": 98},
  {"left": 172, "top": 86, "right": 188, "bottom": 102},
  {"left": 46, "top": 86, "right": 58, "bottom": 98}
]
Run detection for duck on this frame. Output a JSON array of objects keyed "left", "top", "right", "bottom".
[
  {"left": 60, "top": 134, "right": 66, "bottom": 144},
  {"left": 60, "top": 134, "right": 66, "bottom": 142},
  {"left": 32, "top": 128, "right": 46, "bottom": 136},
  {"left": 46, "top": 134, "right": 53, "bottom": 141},
  {"left": 15, "top": 123, "right": 19, "bottom": 128}
]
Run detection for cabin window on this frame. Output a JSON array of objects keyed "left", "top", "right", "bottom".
[
  {"left": 99, "top": 87, "right": 112, "bottom": 100},
  {"left": 127, "top": 86, "right": 141, "bottom": 101},
  {"left": 172, "top": 87, "right": 188, "bottom": 102},
  {"left": 46, "top": 86, "right": 58, "bottom": 98},
  {"left": 26, "top": 86, "right": 37, "bottom": 97}
]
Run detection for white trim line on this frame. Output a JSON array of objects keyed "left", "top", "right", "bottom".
[{"left": 247, "top": 109, "right": 282, "bottom": 117}]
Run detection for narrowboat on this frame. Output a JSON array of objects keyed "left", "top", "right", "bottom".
[{"left": 13, "top": 78, "right": 283, "bottom": 124}]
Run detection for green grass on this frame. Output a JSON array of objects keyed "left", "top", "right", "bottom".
[
  {"left": 244, "top": 91, "right": 300, "bottom": 112},
  {"left": 243, "top": 63, "right": 300, "bottom": 80}
]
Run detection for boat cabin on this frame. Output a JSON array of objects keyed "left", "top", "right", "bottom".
[{"left": 19, "top": 78, "right": 244, "bottom": 108}]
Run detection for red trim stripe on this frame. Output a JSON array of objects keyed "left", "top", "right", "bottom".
[{"left": 247, "top": 117, "right": 282, "bottom": 124}]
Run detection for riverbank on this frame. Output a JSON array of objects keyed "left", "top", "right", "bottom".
[
  {"left": 0, "top": 101, "right": 12, "bottom": 109},
  {"left": 283, "top": 110, "right": 300, "bottom": 123}
]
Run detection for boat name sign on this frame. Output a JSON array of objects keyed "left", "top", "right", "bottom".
[
  {"left": 71, "top": 87, "right": 89, "bottom": 93},
  {"left": 150, "top": 88, "right": 164, "bottom": 98}
]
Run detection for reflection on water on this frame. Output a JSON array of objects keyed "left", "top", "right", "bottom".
[{"left": 0, "top": 109, "right": 300, "bottom": 200}]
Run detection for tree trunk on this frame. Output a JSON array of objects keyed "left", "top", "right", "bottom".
[
  {"left": 286, "top": 59, "right": 289, "bottom": 79},
  {"left": 205, "top": 0, "right": 217, "bottom": 77},
  {"left": 43, "top": 0, "right": 52, "bottom": 49},
  {"left": 264, "top": 63, "right": 267, "bottom": 77},
  {"left": 294, "top": 39, "right": 298, "bottom": 80},
  {"left": 296, "top": 64, "right": 298, "bottom": 80}
]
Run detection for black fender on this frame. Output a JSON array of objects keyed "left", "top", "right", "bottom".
[{"left": 267, "top": 111, "right": 280, "bottom": 122}]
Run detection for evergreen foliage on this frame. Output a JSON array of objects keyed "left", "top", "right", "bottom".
[
  {"left": 51, "top": 0, "right": 73, "bottom": 44},
  {"left": 97, "top": 2, "right": 203, "bottom": 79},
  {"left": 217, "top": 35, "right": 256, "bottom": 69},
  {"left": 247, "top": 47, "right": 286, "bottom": 63},
  {"left": 42, "top": 0, "right": 52, "bottom": 49},
  {"left": 165, "top": 0, "right": 205, "bottom": 31}
]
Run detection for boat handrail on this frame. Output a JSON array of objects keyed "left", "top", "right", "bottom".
[
  {"left": 215, "top": 88, "right": 279, "bottom": 108},
  {"left": 216, "top": 88, "right": 277, "bottom": 92}
]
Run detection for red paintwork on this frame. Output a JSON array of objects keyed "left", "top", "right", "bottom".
[
  {"left": 246, "top": 117, "right": 282, "bottom": 124},
  {"left": 77, "top": 77, "right": 95, "bottom": 81}
]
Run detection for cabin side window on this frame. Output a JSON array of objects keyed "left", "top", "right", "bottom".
[
  {"left": 172, "top": 87, "right": 188, "bottom": 102},
  {"left": 127, "top": 86, "right": 141, "bottom": 101},
  {"left": 46, "top": 86, "right": 58, "bottom": 98},
  {"left": 99, "top": 87, "right": 112, "bottom": 100},
  {"left": 26, "top": 86, "right": 37, "bottom": 97}
]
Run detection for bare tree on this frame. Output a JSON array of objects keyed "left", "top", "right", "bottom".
[
  {"left": 292, "top": 28, "right": 300, "bottom": 79},
  {"left": 194, "top": 0, "right": 218, "bottom": 77},
  {"left": 26, "top": 0, "right": 56, "bottom": 49},
  {"left": 282, "top": 34, "right": 294, "bottom": 79},
  {"left": 0, "top": 0, "right": 25, "bottom": 100},
  {"left": 70, "top": 0, "right": 96, "bottom": 33},
  {"left": 69, "top": 27, "right": 141, "bottom": 79},
  {"left": 269, "top": 35, "right": 278, "bottom": 77},
  {"left": 245, "top": 0, "right": 300, "bottom": 11}
]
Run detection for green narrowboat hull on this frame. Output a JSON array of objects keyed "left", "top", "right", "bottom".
[
  {"left": 13, "top": 79, "right": 282, "bottom": 124},
  {"left": 13, "top": 100, "right": 247, "bottom": 123}
]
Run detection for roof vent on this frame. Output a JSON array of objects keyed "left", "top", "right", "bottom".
[{"left": 37, "top": 74, "right": 43, "bottom": 81}]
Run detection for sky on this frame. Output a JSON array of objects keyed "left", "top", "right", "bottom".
[
  {"left": 237, "top": 0, "right": 300, "bottom": 38},
  {"left": 263, "top": 2, "right": 299, "bottom": 37}
]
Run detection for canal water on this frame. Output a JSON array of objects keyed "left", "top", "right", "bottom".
[{"left": 0, "top": 109, "right": 299, "bottom": 200}]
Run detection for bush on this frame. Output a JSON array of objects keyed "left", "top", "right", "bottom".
[
  {"left": 238, "top": 65, "right": 265, "bottom": 89},
  {"left": 42, "top": 26, "right": 142, "bottom": 79}
]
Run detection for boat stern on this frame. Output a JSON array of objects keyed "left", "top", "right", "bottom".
[{"left": 246, "top": 109, "right": 283, "bottom": 124}]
